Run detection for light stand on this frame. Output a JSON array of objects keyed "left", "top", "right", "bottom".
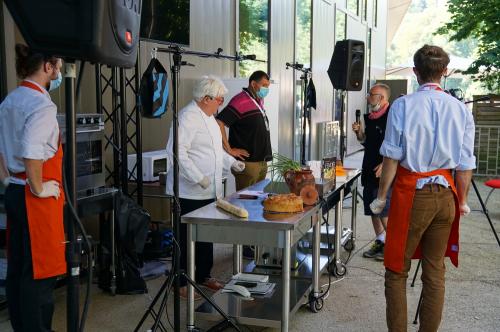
[
  {"left": 135, "top": 45, "right": 259, "bottom": 332},
  {"left": 339, "top": 90, "right": 347, "bottom": 163},
  {"left": 64, "top": 60, "right": 81, "bottom": 332},
  {"left": 286, "top": 62, "right": 311, "bottom": 165}
]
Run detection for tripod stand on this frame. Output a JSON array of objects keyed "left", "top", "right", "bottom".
[
  {"left": 134, "top": 45, "right": 261, "bottom": 332},
  {"left": 286, "top": 62, "right": 312, "bottom": 165}
]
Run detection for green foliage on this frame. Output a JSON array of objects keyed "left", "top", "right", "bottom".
[
  {"left": 269, "top": 152, "right": 302, "bottom": 182},
  {"left": 296, "top": 0, "right": 312, "bottom": 65},
  {"left": 239, "top": 0, "right": 269, "bottom": 77},
  {"left": 436, "top": 0, "right": 500, "bottom": 92},
  {"left": 387, "top": 0, "right": 488, "bottom": 97}
]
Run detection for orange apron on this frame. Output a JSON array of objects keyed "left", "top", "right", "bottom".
[
  {"left": 384, "top": 165, "right": 460, "bottom": 273},
  {"left": 13, "top": 81, "right": 67, "bottom": 279}
]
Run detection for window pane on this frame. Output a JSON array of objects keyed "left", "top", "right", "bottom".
[
  {"left": 294, "top": 0, "right": 312, "bottom": 160},
  {"left": 239, "top": 0, "right": 269, "bottom": 77},
  {"left": 334, "top": 10, "right": 347, "bottom": 121},
  {"left": 347, "top": 0, "right": 359, "bottom": 16},
  {"left": 296, "top": 0, "right": 312, "bottom": 66}
]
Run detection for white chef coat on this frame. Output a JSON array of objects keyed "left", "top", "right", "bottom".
[
  {"left": 166, "top": 100, "right": 236, "bottom": 200},
  {"left": 0, "top": 80, "right": 59, "bottom": 185}
]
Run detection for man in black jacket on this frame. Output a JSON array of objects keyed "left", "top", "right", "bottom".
[{"left": 352, "top": 83, "right": 392, "bottom": 261}]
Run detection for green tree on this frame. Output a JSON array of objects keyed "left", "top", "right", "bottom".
[
  {"left": 437, "top": 0, "right": 500, "bottom": 93},
  {"left": 239, "top": 0, "right": 269, "bottom": 76}
]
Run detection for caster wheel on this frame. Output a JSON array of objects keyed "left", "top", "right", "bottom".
[
  {"left": 344, "top": 239, "right": 355, "bottom": 252},
  {"left": 309, "top": 297, "right": 324, "bottom": 313},
  {"left": 333, "top": 263, "right": 347, "bottom": 277}
]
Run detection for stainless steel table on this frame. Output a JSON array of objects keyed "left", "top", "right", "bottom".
[{"left": 182, "top": 180, "right": 322, "bottom": 332}]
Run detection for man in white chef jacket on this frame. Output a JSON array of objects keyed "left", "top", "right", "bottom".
[{"left": 166, "top": 75, "right": 245, "bottom": 298}]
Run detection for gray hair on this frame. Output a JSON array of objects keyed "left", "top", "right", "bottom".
[
  {"left": 372, "top": 83, "right": 391, "bottom": 100},
  {"left": 193, "top": 75, "right": 228, "bottom": 101}
]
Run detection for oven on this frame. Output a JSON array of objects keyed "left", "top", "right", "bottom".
[{"left": 57, "top": 114, "right": 105, "bottom": 192}]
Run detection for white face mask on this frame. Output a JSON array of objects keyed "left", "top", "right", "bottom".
[{"left": 368, "top": 102, "right": 381, "bottom": 112}]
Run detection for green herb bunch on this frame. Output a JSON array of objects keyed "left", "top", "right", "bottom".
[{"left": 268, "top": 152, "right": 301, "bottom": 182}]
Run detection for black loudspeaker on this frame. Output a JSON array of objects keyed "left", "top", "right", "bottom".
[
  {"left": 327, "top": 39, "right": 365, "bottom": 91},
  {"left": 4, "top": 0, "right": 142, "bottom": 68}
]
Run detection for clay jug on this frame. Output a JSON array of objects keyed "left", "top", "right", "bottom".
[{"left": 284, "top": 169, "right": 319, "bottom": 205}]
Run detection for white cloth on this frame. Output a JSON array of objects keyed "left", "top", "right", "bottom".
[
  {"left": 379, "top": 84, "right": 476, "bottom": 188},
  {"left": 0, "top": 80, "right": 59, "bottom": 185},
  {"left": 166, "top": 101, "right": 236, "bottom": 200}
]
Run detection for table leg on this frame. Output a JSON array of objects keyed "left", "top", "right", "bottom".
[
  {"left": 187, "top": 224, "right": 195, "bottom": 330},
  {"left": 233, "top": 244, "right": 242, "bottom": 275},
  {"left": 334, "top": 190, "right": 345, "bottom": 274},
  {"left": 281, "top": 230, "right": 291, "bottom": 332},
  {"left": 351, "top": 181, "right": 358, "bottom": 246},
  {"left": 312, "top": 212, "right": 320, "bottom": 296}
]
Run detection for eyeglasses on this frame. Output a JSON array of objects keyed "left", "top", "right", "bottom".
[
  {"left": 208, "top": 96, "right": 224, "bottom": 104},
  {"left": 367, "top": 93, "right": 383, "bottom": 98}
]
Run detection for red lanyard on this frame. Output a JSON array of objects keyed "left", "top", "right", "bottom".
[
  {"left": 417, "top": 83, "right": 443, "bottom": 92},
  {"left": 20, "top": 80, "right": 45, "bottom": 94}
]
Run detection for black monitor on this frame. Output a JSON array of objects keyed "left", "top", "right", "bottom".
[{"left": 140, "top": 0, "right": 190, "bottom": 46}]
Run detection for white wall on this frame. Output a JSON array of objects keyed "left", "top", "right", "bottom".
[{"left": 2, "top": 0, "right": 388, "bottom": 161}]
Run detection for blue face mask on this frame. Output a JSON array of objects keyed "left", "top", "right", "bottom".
[
  {"left": 49, "top": 72, "right": 62, "bottom": 91},
  {"left": 256, "top": 86, "right": 269, "bottom": 99}
]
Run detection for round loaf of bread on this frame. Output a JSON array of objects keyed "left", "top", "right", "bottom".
[{"left": 263, "top": 193, "right": 304, "bottom": 213}]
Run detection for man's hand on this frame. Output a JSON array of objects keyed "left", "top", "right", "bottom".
[
  {"left": 198, "top": 176, "right": 211, "bottom": 189},
  {"left": 370, "top": 198, "right": 387, "bottom": 215},
  {"left": 29, "top": 180, "right": 61, "bottom": 199},
  {"left": 459, "top": 204, "right": 471, "bottom": 216},
  {"left": 352, "top": 122, "right": 361, "bottom": 133},
  {"left": 229, "top": 148, "right": 250, "bottom": 160},
  {"left": 231, "top": 161, "right": 245, "bottom": 173},
  {"left": 374, "top": 163, "right": 383, "bottom": 178}
]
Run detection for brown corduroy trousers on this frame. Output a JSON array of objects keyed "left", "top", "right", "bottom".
[{"left": 385, "top": 184, "right": 456, "bottom": 332}]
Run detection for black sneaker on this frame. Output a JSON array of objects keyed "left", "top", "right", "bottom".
[
  {"left": 363, "top": 240, "right": 384, "bottom": 258},
  {"left": 374, "top": 245, "right": 384, "bottom": 261}
]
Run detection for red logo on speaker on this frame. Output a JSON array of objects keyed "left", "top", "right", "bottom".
[{"left": 125, "top": 31, "right": 132, "bottom": 45}]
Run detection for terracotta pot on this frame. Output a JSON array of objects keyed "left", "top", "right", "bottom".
[{"left": 284, "top": 169, "right": 319, "bottom": 205}]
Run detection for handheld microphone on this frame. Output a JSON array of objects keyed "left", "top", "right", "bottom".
[{"left": 355, "top": 109, "right": 361, "bottom": 123}]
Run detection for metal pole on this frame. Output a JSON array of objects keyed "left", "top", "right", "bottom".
[
  {"left": 187, "top": 224, "right": 195, "bottom": 330},
  {"left": 134, "top": 58, "right": 143, "bottom": 205},
  {"left": 335, "top": 189, "right": 345, "bottom": 274},
  {"left": 312, "top": 211, "right": 320, "bottom": 296},
  {"left": 351, "top": 181, "right": 358, "bottom": 245},
  {"left": 112, "top": 67, "right": 120, "bottom": 187},
  {"left": 64, "top": 61, "right": 80, "bottom": 332},
  {"left": 300, "top": 75, "right": 306, "bottom": 165},
  {"left": 233, "top": 245, "right": 242, "bottom": 275},
  {"left": 172, "top": 52, "right": 182, "bottom": 332},
  {"left": 281, "top": 230, "right": 292, "bottom": 332},
  {"left": 119, "top": 67, "right": 128, "bottom": 195}
]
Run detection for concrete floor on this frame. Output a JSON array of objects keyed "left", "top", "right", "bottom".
[{"left": 1, "top": 178, "right": 499, "bottom": 331}]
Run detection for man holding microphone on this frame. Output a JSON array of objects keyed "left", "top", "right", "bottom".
[{"left": 352, "top": 83, "right": 392, "bottom": 261}]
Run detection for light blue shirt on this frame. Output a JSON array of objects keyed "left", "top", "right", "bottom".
[{"left": 379, "top": 84, "right": 476, "bottom": 188}]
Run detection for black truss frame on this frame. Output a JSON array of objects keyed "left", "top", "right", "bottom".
[{"left": 95, "top": 62, "right": 143, "bottom": 204}]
